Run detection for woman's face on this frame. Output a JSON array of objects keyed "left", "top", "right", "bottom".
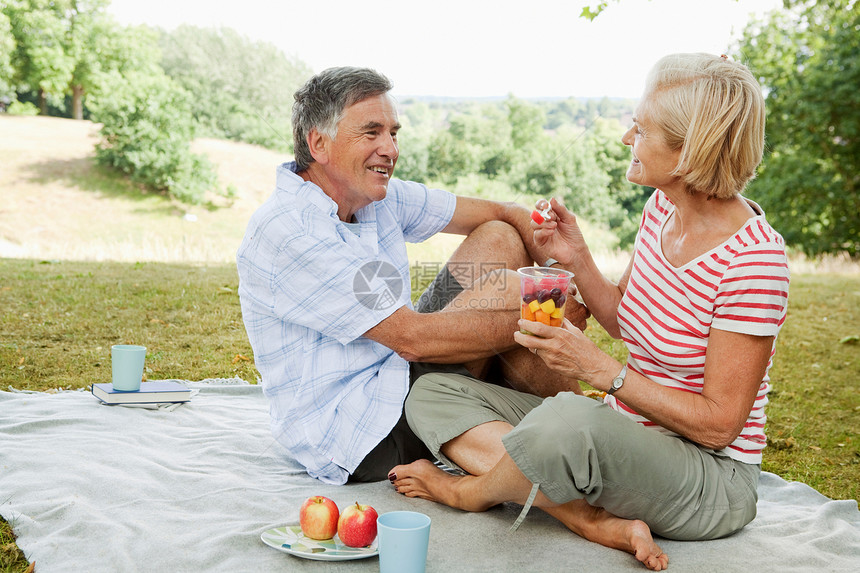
[{"left": 621, "top": 106, "right": 682, "bottom": 191}]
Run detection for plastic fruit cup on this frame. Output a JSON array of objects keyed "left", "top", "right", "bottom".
[{"left": 518, "top": 266, "right": 575, "bottom": 335}]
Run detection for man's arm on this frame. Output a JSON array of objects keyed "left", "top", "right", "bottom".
[
  {"left": 364, "top": 271, "right": 591, "bottom": 364},
  {"left": 364, "top": 196, "right": 588, "bottom": 364},
  {"left": 442, "top": 196, "right": 551, "bottom": 266},
  {"left": 364, "top": 304, "right": 520, "bottom": 364}
]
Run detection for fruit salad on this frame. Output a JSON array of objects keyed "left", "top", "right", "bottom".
[{"left": 518, "top": 266, "right": 574, "bottom": 335}]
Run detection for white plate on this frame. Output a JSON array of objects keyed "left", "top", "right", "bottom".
[{"left": 261, "top": 524, "right": 378, "bottom": 561}]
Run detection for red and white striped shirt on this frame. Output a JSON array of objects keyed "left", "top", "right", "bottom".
[{"left": 609, "top": 189, "right": 789, "bottom": 464}]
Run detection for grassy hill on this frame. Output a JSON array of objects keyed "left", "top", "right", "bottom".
[
  {"left": 0, "top": 115, "right": 469, "bottom": 266},
  {"left": 0, "top": 115, "right": 284, "bottom": 263}
]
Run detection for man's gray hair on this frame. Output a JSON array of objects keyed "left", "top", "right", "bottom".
[{"left": 292, "top": 67, "right": 393, "bottom": 170}]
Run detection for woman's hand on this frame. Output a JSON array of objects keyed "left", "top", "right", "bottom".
[
  {"left": 513, "top": 317, "right": 616, "bottom": 385},
  {"left": 532, "top": 198, "right": 589, "bottom": 266}
]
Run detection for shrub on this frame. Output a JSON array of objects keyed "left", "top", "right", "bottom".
[
  {"left": 7, "top": 100, "right": 39, "bottom": 116},
  {"left": 87, "top": 70, "right": 221, "bottom": 205}
]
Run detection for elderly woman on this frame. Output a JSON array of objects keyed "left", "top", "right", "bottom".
[{"left": 389, "top": 53, "right": 790, "bottom": 571}]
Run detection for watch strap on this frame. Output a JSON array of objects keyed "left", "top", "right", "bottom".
[{"left": 606, "top": 364, "right": 627, "bottom": 395}]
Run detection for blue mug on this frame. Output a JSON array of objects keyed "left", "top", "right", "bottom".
[
  {"left": 377, "top": 511, "right": 431, "bottom": 573},
  {"left": 111, "top": 345, "right": 146, "bottom": 391}
]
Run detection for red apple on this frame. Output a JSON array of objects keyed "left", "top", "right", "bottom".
[
  {"left": 299, "top": 496, "right": 339, "bottom": 540},
  {"left": 337, "top": 502, "right": 378, "bottom": 547}
]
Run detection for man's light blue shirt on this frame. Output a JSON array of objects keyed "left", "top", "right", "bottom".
[{"left": 237, "top": 162, "right": 456, "bottom": 484}]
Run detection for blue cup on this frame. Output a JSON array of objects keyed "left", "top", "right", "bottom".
[
  {"left": 111, "top": 345, "right": 146, "bottom": 391},
  {"left": 377, "top": 511, "right": 431, "bottom": 573}
]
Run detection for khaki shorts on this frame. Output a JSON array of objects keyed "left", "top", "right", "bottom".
[
  {"left": 350, "top": 265, "right": 483, "bottom": 482},
  {"left": 406, "top": 373, "right": 760, "bottom": 541},
  {"left": 405, "top": 372, "right": 543, "bottom": 470}
]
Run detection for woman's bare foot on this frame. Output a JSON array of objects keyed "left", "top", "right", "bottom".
[
  {"left": 388, "top": 459, "right": 495, "bottom": 512},
  {"left": 546, "top": 502, "right": 669, "bottom": 571},
  {"left": 628, "top": 520, "right": 669, "bottom": 571},
  {"left": 392, "top": 458, "right": 669, "bottom": 570}
]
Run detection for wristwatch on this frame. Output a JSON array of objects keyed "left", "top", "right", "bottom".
[{"left": 606, "top": 364, "right": 627, "bottom": 395}]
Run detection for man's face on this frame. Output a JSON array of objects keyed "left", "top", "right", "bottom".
[{"left": 321, "top": 94, "right": 400, "bottom": 211}]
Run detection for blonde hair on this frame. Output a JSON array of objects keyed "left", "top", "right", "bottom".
[{"left": 639, "top": 53, "right": 765, "bottom": 199}]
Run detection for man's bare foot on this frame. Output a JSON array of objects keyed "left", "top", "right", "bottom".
[{"left": 388, "top": 459, "right": 495, "bottom": 512}]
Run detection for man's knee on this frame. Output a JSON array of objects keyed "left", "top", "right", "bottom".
[
  {"left": 469, "top": 220, "right": 528, "bottom": 259},
  {"left": 475, "top": 267, "right": 520, "bottom": 300},
  {"left": 446, "top": 220, "right": 531, "bottom": 289}
]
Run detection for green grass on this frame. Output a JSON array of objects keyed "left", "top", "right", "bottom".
[
  {"left": 0, "top": 259, "right": 258, "bottom": 389},
  {"left": 757, "top": 274, "right": 860, "bottom": 498},
  {"left": 1, "top": 258, "right": 858, "bottom": 571},
  {"left": 0, "top": 518, "right": 29, "bottom": 573}
]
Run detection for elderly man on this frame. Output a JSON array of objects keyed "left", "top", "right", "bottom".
[{"left": 237, "top": 67, "right": 588, "bottom": 484}]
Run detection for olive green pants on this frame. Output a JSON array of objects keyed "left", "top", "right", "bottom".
[{"left": 405, "top": 372, "right": 760, "bottom": 540}]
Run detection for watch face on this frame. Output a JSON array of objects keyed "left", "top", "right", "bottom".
[{"left": 609, "top": 365, "right": 627, "bottom": 394}]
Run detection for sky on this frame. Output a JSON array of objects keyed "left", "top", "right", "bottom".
[{"left": 107, "top": 0, "right": 784, "bottom": 99}]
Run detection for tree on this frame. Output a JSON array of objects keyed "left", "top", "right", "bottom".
[
  {"left": 401, "top": 95, "right": 636, "bottom": 235},
  {"left": 2, "top": 0, "right": 150, "bottom": 119},
  {"left": 0, "top": 10, "right": 14, "bottom": 100},
  {"left": 739, "top": 0, "right": 859, "bottom": 256},
  {"left": 87, "top": 68, "right": 222, "bottom": 205},
  {"left": 586, "top": 118, "right": 652, "bottom": 246},
  {"left": 506, "top": 96, "right": 545, "bottom": 150},
  {"left": 426, "top": 129, "right": 482, "bottom": 184},
  {"left": 3, "top": 0, "right": 75, "bottom": 114},
  {"left": 394, "top": 100, "right": 444, "bottom": 183},
  {"left": 534, "top": 120, "right": 625, "bottom": 225},
  {"left": 158, "top": 25, "right": 312, "bottom": 150},
  {"left": 65, "top": 0, "right": 132, "bottom": 119}
]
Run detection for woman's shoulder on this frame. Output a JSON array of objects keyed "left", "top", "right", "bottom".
[
  {"left": 731, "top": 206, "right": 787, "bottom": 255},
  {"left": 719, "top": 214, "right": 790, "bottom": 284}
]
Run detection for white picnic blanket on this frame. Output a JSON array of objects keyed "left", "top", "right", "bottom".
[{"left": 1, "top": 381, "right": 859, "bottom": 572}]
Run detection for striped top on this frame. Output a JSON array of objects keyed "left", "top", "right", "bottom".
[{"left": 609, "top": 189, "right": 790, "bottom": 464}]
